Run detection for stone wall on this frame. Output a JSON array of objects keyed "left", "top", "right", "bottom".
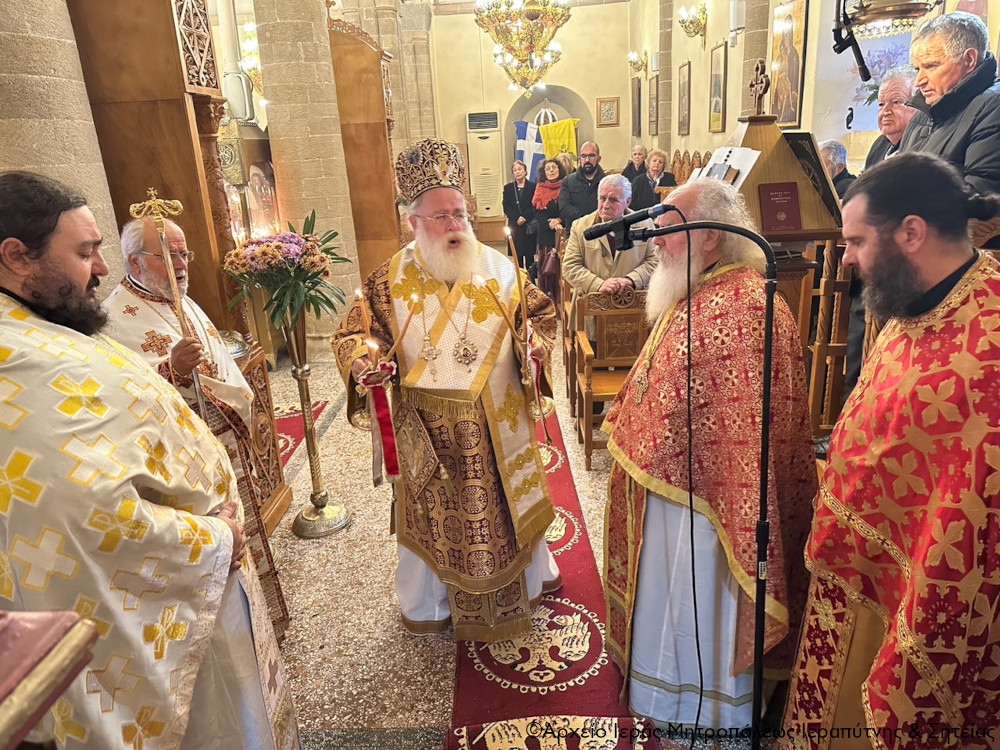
[{"left": 0, "top": 0, "right": 122, "bottom": 289}]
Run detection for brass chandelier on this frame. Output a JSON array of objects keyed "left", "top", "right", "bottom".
[
  {"left": 845, "top": 0, "right": 943, "bottom": 40},
  {"left": 474, "top": 0, "right": 572, "bottom": 97}
]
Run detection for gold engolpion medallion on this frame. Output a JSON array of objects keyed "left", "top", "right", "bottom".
[{"left": 453, "top": 336, "right": 478, "bottom": 370}]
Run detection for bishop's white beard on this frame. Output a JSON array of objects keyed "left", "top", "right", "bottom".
[
  {"left": 136, "top": 255, "right": 189, "bottom": 299},
  {"left": 645, "top": 247, "right": 706, "bottom": 325},
  {"left": 414, "top": 225, "right": 481, "bottom": 284}
]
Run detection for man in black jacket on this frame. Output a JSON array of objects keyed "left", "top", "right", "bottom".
[
  {"left": 900, "top": 11, "right": 1000, "bottom": 200},
  {"left": 559, "top": 141, "right": 606, "bottom": 229},
  {"left": 865, "top": 69, "right": 917, "bottom": 169}
]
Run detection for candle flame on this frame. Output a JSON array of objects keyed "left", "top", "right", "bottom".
[
  {"left": 355, "top": 288, "right": 363, "bottom": 299},
  {"left": 504, "top": 226, "right": 512, "bottom": 236},
  {"left": 365, "top": 338, "right": 379, "bottom": 351}
]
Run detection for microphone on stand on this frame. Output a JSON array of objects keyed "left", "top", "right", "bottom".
[
  {"left": 832, "top": 0, "right": 871, "bottom": 81},
  {"left": 583, "top": 203, "right": 672, "bottom": 255}
]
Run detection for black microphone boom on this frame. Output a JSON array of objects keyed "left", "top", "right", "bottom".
[
  {"left": 583, "top": 203, "right": 671, "bottom": 242},
  {"left": 832, "top": 0, "right": 871, "bottom": 82}
]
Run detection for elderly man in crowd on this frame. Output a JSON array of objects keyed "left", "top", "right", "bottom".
[
  {"left": 602, "top": 179, "right": 817, "bottom": 728},
  {"left": 0, "top": 170, "right": 298, "bottom": 748},
  {"left": 331, "top": 138, "right": 561, "bottom": 642},
  {"left": 866, "top": 69, "right": 918, "bottom": 167},
  {"left": 562, "top": 173, "right": 657, "bottom": 353},
  {"left": 559, "top": 141, "right": 606, "bottom": 229},
  {"left": 819, "top": 139, "right": 857, "bottom": 198},
  {"left": 782, "top": 152, "right": 1000, "bottom": 749},
  {"left": 901, "top": 11, "right": 1000, "bottom": 194},
  {"left": 103, "top": 217, "right": 289, "bottom": 640}
]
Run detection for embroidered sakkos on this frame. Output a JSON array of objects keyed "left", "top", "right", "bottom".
[
  {"left": 783, "top": 253, "right": 1000, "bottom": 750},
  {"left": 603, "top": 266, "right": 817, "bottom": 682}
]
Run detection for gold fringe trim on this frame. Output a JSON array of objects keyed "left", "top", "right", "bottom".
[
  {"left": 400, "top": 387, "right": 479, "bottom": 420},
  {"left": 454, "top": 609, "right": 533, "bottom": 642}
]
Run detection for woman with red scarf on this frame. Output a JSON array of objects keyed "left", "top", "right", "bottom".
[{"left": 532, "top": 158, "right": 566, "bottom": 300}]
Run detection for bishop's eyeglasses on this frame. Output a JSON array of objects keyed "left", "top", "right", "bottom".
[
  {"left": 138, "top": 250, "right": 196, "bottom": 262},
  {"left": 412, "top": 212, "right": 470, "bottom": 227}
]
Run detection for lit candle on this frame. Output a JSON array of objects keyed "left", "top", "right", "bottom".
[
  {"left": 513, "top": 252, "right": 530, "bottom": 346},
  {"left": 505, "top": 225, "right": 518, "bottom": 260},
  {"left": 380, "top": 294, "right": 420, "bottom": 364}
]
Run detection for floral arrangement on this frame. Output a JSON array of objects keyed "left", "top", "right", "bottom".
[
  {"left": 223, "top": 210, "right": 350, "bottom": 330},
  {"left": 851, "top": 43, "right": 909, "bottom": 106}
]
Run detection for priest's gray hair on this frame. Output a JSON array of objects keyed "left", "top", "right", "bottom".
[
  {"left": 599, "top": 173, "right": 632, "bottom": 202},
  {"left": 915, "top": 11, "right": 989, "bottom": 59},
  {"left": 119, "top": 217, "right": 181, "bottom": 264},
  {"left": 679, "top": 178, "right": 764, "bottom": 274}
]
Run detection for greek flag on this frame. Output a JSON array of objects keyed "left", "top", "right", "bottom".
[{"left": 514, "top": 121, "right": 546, "bottom": 179}]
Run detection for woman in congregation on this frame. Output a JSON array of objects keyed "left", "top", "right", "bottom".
[
  {"left": 532, "top": 158, "right": 566, "bottom": 300},
  {"left": 630, "top": 148, "right": 676, "bottom": 211},
  {"left": 622, "top": 144, "right": 648, "bottom": 182},
  {"left": 502, "top": 160, "right": 537, "bottom": 279}
]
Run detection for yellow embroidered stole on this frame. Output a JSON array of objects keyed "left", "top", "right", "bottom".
[{"left": 387, "top": 242, "right": 554, "bottom": 546}]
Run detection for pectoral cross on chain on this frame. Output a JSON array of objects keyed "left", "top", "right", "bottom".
[
  {"left": 633, "top": 370, "right": 649, "bottom": 404},
  {"left": 420, "top": 335, "right": 441, "bottom": 381}
]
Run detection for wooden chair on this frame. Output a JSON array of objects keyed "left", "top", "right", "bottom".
[{"left": 574, "top": 289, "right": 649, "bottom": 469}]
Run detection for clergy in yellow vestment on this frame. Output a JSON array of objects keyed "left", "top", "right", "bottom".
[
  {"left": 331, "top": 138, "right": 561, "bottom": 642},
  {"left": 103, "top": 217, "right": 289, "bottom": 641},
  {"left": 603, "top": 179, "right": 817, "bottom": 727},
  {"left": 0, "top": 172, "right": 298, "bottom": 749},
  {"left": 782, "top": 155, "right": 1000, "bottom": 749}
]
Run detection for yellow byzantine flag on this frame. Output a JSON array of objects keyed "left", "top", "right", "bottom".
[{"left": 540, "top": 118, "right": 580, "bottom": 161}]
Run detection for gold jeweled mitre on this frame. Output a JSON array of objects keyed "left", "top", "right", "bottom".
[{"left": 395, "top": 137, "right": 466, "bottom": 205}]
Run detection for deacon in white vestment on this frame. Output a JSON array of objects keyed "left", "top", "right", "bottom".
[
  {"left": 104, "top": 217, "right": 289, "bottom": 639},
  {"left": 331, "top": 138, "right": 561, "bottom": 642},
  {"left": 0, "top": 171, "right": 299, "bottom": 748}
]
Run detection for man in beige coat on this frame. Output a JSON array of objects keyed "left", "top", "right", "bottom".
[{"left": 562, "top": 173, "right": 658, "bottom": 339}]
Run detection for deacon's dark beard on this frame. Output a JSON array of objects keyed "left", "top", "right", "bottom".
[
  {"left": 860, "top": 234, "right": 925, "bottom": 320},
  {"left": 24, "top": 273, "right": 109, "bottom": 336},
  {"left": 580, "top": 162, "right": 597, "bottom": 177}
]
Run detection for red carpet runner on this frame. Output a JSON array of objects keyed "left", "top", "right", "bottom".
[
  {"left": 274, "top": 401, "right": 328, "bottom": 468},
  {"left": 448, "top": 415, "right": 659, "bottom": 749}
]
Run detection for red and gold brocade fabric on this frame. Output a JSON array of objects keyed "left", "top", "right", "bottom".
[
  {"left": 783, "top": 253, "right": 1000, "bottom": 749},
  {"left": 603, "top": 266, "right": 817, "bottom": 681}
]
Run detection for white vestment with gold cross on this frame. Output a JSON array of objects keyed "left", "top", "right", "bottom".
[{"left": 0, "top": 294, "right": 299, "bottom": 749}]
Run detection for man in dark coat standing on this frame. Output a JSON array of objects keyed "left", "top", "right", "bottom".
[
  {"left": 900, "top": 12, "right": 1000, "bottom": 219},
  {"left": 559, "top": 141, "right": 606, "bottom": 229}
]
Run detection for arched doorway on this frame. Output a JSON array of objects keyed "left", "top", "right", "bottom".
[{"left": 502, "top": 85, "right": 594, "bottom": 177}]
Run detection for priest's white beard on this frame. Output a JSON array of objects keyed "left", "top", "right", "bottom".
[
  {"left": 645, "top": 247, "right": 706, "bottom": 325},
  {"left": 415, "top": 225, "right": 480, "bottom": 285}
]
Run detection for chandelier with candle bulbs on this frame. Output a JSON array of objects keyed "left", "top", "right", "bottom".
[{"left": 474, "top": 0, "right": 571, "bottom": 97}]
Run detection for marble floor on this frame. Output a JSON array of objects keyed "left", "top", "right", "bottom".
[{"left": 266, "top": 320, "right": 614, "bottom": 750}]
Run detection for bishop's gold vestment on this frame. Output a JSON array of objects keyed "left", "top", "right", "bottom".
[{"left": 331, "top": 242, "right": 559, "bottom": 641}]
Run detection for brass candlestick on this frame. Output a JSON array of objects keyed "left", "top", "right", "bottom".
[{"left": 284, "top": 313, "right": 352, "bottom": 538}]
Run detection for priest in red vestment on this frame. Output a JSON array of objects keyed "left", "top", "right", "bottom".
[
  {"left": 782, "top": 153, "right": 1000, "bottom": 749},
  {"left": 602, "top": 179, "right": 817, "bottom": 727}
]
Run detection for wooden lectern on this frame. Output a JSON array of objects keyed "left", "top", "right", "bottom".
[{"left": 723, "top": 111, "right": 848, "bottom": 435}]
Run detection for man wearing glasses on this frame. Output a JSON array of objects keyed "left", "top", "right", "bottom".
[
  {"left": 332, "top": 137, "right": 561, "bottom": 643},
  {"left": 103, "top": 217, "right": 289, "bottom": 641},
  {"left": 559, "top": 141, "right": 606, "bottom": 229}
]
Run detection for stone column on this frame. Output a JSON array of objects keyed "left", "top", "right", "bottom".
[
  {"left": 372, "top": 0, "right": 409, "bottom": 147},
  {"left": 400, "top": 3, "right": 436, "bottom": 141},
  {"left": 252, "top": 0, "right": 360, "bottom": 349},
  {"left": 0, "top": 0, "right": 122, "bottom": 284},
  {"left": 656, "top": 0, "right": 675, "bottom": 154},
  {"left": 740, "top": 0, "right": 771, "bottom": 116}
]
